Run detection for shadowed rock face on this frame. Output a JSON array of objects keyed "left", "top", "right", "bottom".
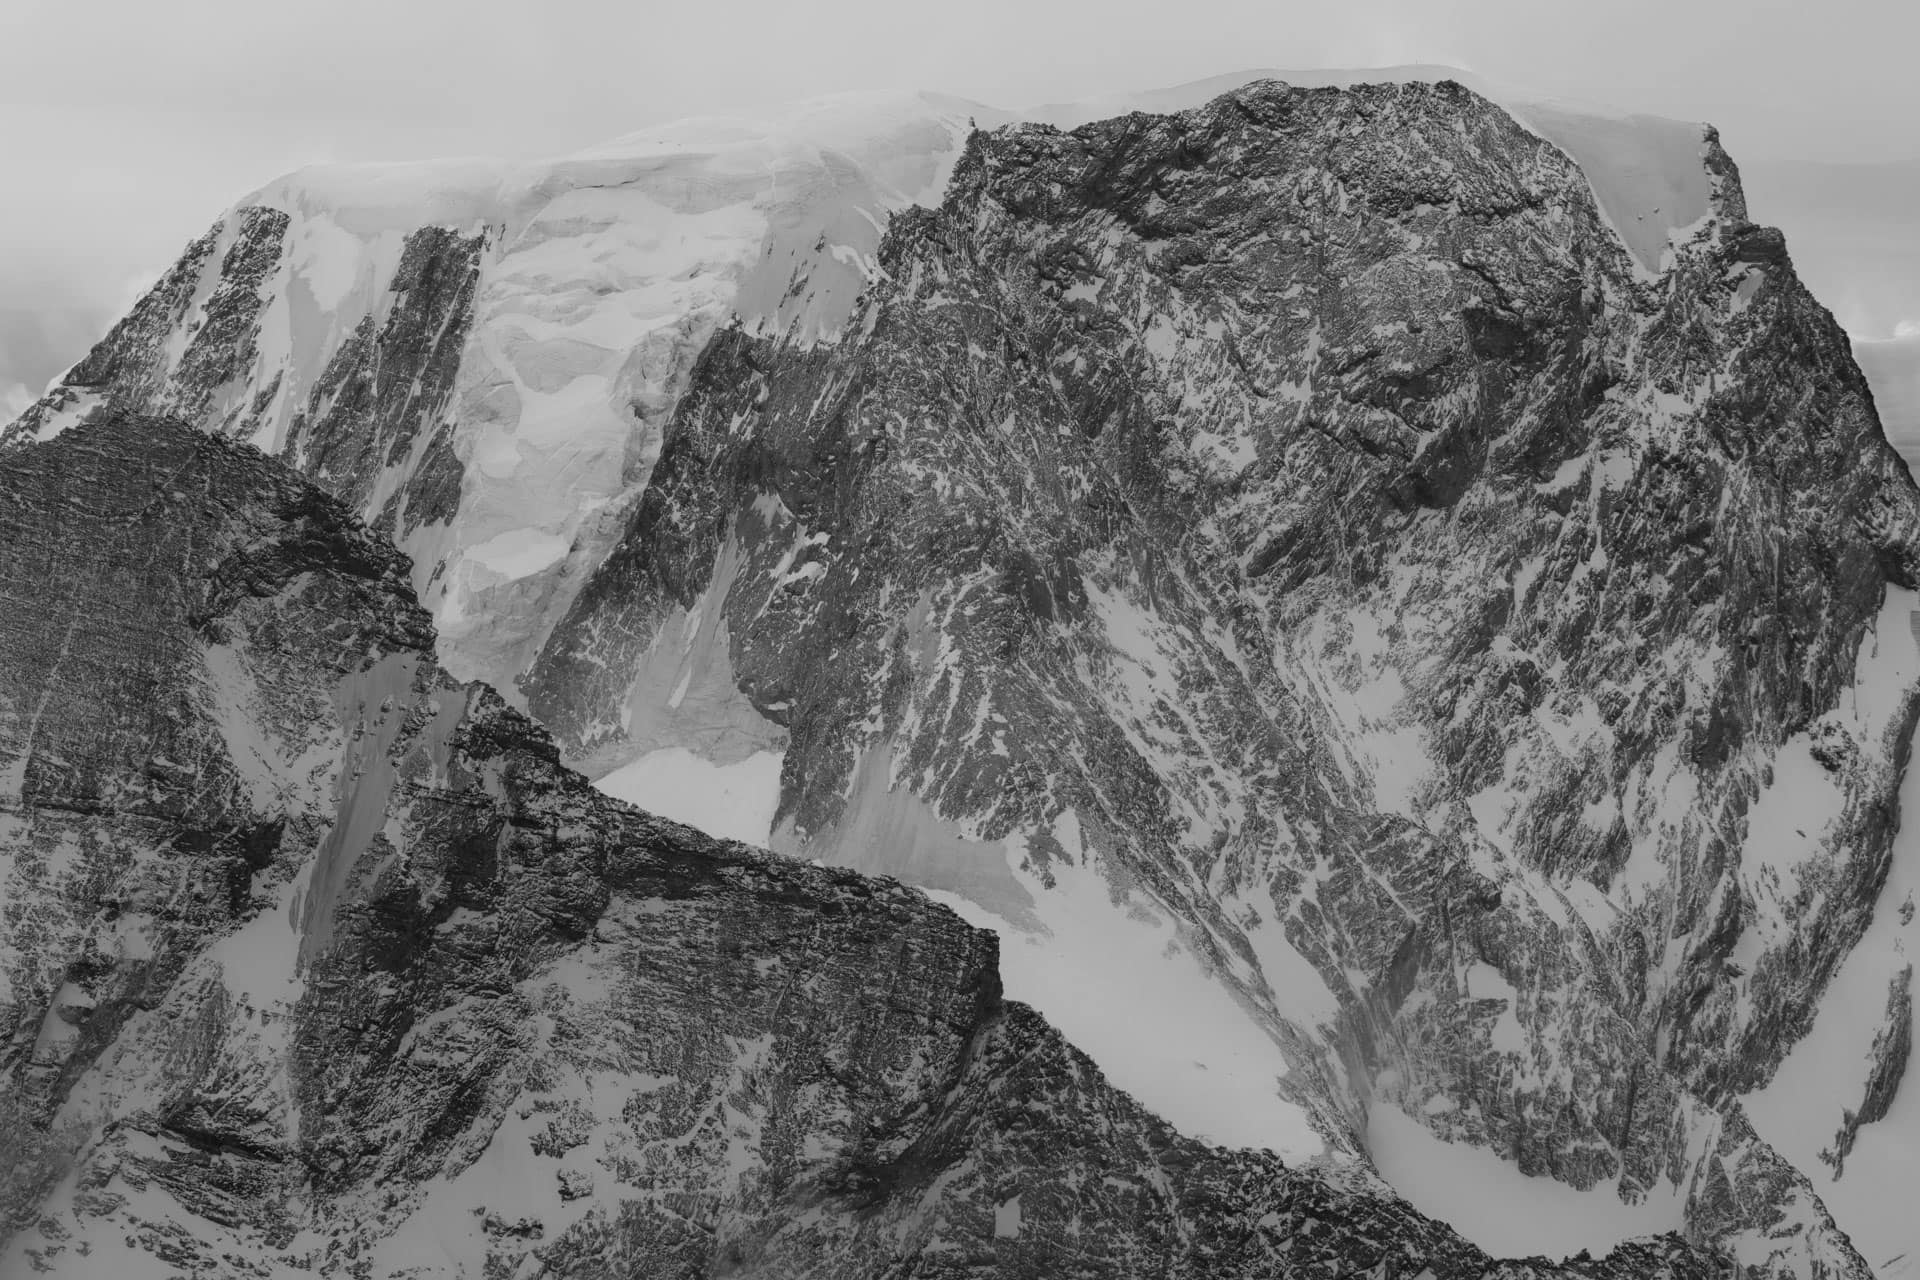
[
  {"left": 524, "top": 81, "right": 1920, "bottom": 1276},
  {"left": 0, "top": 413, "right": 1734, "bottom": 1278}
]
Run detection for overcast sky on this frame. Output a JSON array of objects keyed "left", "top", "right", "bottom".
[{"left": 4, "top": 0, "right": 1917, "bottom": 408}]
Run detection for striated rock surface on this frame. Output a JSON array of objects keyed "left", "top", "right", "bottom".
[
  {"left": 0, "top": 413, "right": 1736, "bottom": 1279},
  {"left": 522, "top": 80, "right": 1920, "bottom": 1275}
]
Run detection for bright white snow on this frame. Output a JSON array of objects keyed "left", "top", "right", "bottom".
[
  {"left": 1515, "top": 102, "right": 1712, "bottom": 274},
  {"left": 925, "top": 810, "right": 1325, "bottom": 1163},
  {"left": 462, "top": 527, "right": 573, "bottom": 581},
  {"left": 594, "top": 747, "right": 784, "bottom": 847},
  {"left": 1366, "top": 1103, "right": 1688, "bottom": 1259}
]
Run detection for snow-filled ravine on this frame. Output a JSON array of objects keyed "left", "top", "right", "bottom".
[
  {"left": 594, "top": 747, "right": 785, "bottom": 848},
  {"left": 923, "top": 812, "right": 1328, "bottom": 1164},
  {"left": 1366, "top": 1105, "right": 1688, "bottom": 1259},
  {"left": 1744, "top": 587, "right": 1920, "bottom": 1278}
]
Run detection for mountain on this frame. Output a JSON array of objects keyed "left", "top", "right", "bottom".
[
  {"left": 6, "top": 73, "right": 1919, "bottom": 1278},
  {"left": 0, "top": 411, "right": 1732, "bottom": 1279},
  {"left": 0, "top": 72, "right": 1721, "bottom": 727}
]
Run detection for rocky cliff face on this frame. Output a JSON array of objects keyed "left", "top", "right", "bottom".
[
  {"left": 4, "top": 74, "right": 1918, "bottom": 1278},
  {"left": 0, "top": 412, "right": 1736, "bottom": 1280},
  {"left": 520, "top": 81, "right": 1920, "bottom": 1276}
]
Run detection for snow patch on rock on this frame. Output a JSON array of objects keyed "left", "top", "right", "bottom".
[
  {"left": 1366, "top": 1103, "right": 1688, "bottom": 1260},
  {"left": 594, "top": 747, "right": 784, "bottom": 848}
]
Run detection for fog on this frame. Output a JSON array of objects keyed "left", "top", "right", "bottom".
[{"left": 2, "top": 0, "right": 1915, "bottom": 398}]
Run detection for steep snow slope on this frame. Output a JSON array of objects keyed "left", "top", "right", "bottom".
[
  {"left": 593, "top": 746, "right": 784, "bottom": 845},
  {"left": 1743, "top": 587, "right": 1920, "bottom": 1276}
]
